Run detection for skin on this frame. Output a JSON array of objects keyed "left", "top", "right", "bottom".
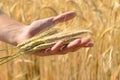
[{"left": 0, "top": 11, "right": 93, "bottom": 56}]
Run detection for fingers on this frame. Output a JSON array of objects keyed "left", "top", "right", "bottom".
[
  {"left": 83, "top": 42, "right": 94, "bottom": 47},
  {"left": 70, "top": 38, "right": 93, "bottom": 51},
  {"left": 59, "top": 37, "right": 92, "bottom": 54},
  {"left": 34, "top": 40, "right": 65, "bottom": 56},
  {"left": 67, "top": 39, "right": 81, "bottom": 48},
  {"left": 34, "top": 37, "right": 93, "bottom": 56},
  {"left": 78, "top": 37, "right": 91, "bottom": 47},
  {"left": 51, "top": 40, "right": 64, "bottom": 52}
]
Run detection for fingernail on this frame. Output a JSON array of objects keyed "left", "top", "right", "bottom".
[{"left": 87, "top": 42, "right": 94, "bottom": 47}]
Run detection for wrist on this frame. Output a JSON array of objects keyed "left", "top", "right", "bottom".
[
  {"left": 0, "top": 10, "right": 26, "bottom": 45},
  {"left": 0, "top": 22, "right": 26, "bottom": 45}
]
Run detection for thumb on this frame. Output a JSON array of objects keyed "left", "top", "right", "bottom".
[
  {"left": 28, "top": 11, "right": 76, "bottom": 36},
  {"left": 53, "top": 11, "right": 76, "bottom": 23}
]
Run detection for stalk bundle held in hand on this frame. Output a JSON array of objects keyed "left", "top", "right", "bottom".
[{"left": 0, "top": 28, "right": 92, "bottom": 65}]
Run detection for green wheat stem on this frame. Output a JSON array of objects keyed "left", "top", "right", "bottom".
[
  {"left": 0, "top": 51, "right": 24, "bottom": 65},
  {"left": 18, "top": 28, "right": 58, "bottom": 47},
  {"left": 19, "top": 30, "right": 92, "bottom": 51}
]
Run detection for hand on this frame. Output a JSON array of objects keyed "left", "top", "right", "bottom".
[{"left": 14, "top": 11, "right": 93, "bottom": 56}]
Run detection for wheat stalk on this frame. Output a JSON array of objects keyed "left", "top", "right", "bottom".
[
  {"left": 18, "top": 30, "right": 92, "bottom": 51},
  {"left": 0, "top": 29, "right": 92, "bottom": 65},
  {"left": 18, "top": 28, "right": 58, "bottom": 47}
]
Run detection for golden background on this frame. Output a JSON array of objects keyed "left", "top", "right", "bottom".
[{"left": 0, "top": 0, "right": 120, "bottom": 80}]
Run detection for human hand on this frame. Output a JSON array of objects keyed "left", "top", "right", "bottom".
[{"left": 14, "top": 11, "right": 93, "bottom": 56}]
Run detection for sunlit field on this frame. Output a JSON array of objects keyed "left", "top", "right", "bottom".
[{"left": 0, "top": 0, "right": 120, "bottom": 80}]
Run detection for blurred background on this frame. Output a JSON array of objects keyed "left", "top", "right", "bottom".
[{"left": 0, "top": 0, "right": 120, "bottom": 80}]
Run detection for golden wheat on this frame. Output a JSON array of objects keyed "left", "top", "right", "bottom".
[
  {"left": 0, "top": 28, "right": 91, "bottom": 65},
  {"left": 0, "top": 0, "right": 120, "bottom": 80}
]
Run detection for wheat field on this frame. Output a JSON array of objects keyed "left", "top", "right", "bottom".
[{"left": 0, "top": 0, "right": 120, "bottom": 80}]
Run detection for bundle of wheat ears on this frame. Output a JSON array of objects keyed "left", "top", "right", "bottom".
[{"left": 0, "top": 28, "right": 92, "bottom": 65}]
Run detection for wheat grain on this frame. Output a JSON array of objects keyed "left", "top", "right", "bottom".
[
  {"left": 17, "top": 28, "right": 58, "bottom": 47},
  {"left": 0, "top": 29, "right": 92, "bottom": 65},
  {"left": 18, "top": 30, "right": 92, "bottom": 51}
]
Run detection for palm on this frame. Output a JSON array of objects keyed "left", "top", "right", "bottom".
[{"left": 16, "top": 11, "right": 93, "bottom": 56}]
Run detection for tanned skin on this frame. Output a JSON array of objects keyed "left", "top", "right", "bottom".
[{"left": 0, "top": 11, "right": 93, "bottom": 56}]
